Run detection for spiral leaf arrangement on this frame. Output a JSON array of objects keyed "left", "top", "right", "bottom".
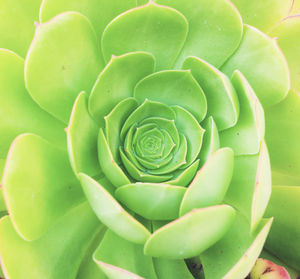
[{"left": 0, "top": 0, "right": 299, "bottom": 278}]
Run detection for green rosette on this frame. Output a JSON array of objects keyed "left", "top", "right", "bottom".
[{"left": 0, "top": 0, "right": 299, "bottom": 278}]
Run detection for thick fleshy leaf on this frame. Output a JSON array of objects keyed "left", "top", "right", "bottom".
[
  {"left": 115, "top": 183, "right": 186, "bottom": 220},
  {"left": 0, "top": 0, "right": 41, "bottom": 57},
  {"left": 67, "top": 92, "right": 100, "bottom": 177},
  {"left": 225, "top": 142, "right": 271, "bottom": 231},
  {"left": 40, "top": 0, "right": 141, "bottom": 39},
  {"left": 98, "top": 129, "right": 130, "bottom": 187},
  {"left": 106, "top": 98, "right": 138, "bottom": 164},
  {"left": 89, "top": 52, "right": 155, "bottom": 126},
  {"left": 25, "top": 12, "right": 103, "bottom": 123},
  {"left": 172, "top": 106, "right": 204, "bottom": 167},
  {"left": 269, "top": 16, "right": 300, "bottom": 93},
  {"left": 156, "top": 0, "right": 243, "bottom": 68},
  {"left": 183, "top": 57, "right": 239, "bottom": 130},
  {"left": 79, "top": 173, "right": 150, "bottom": 244},
  {"left": 220, "top": 71, "right": 264, "bottom": 155},
  {"left": 134, "top": 70, "right": 207, "bottom": 122},
  {"left": 230, "top": 0, "right": 292, "bottom": 32},
  {"left": 95, "top": 262, "right": 144, "bottom": 279},
  {"left": 120, "top": 148, "right": 172, "bottom": 183},
  {"left": 102, "top": 2, "right": 188, "bottom": 70},
  {"left": 121, "top": 99, "right": 175, "bottom": 141},
  {"left": 265, "top": 186, "right": 300, "bottom": 270},
  {"left": 180, "top": 148, "right": 234, "bottom": 216},
  {"left": 0, "top": 49, "right": 65, "bottom": 158},
  {"left": 198, "top": 117, "right": 220, "bottom": 166},
  {"left": 2, "top": 134, "right": 84, "bottom": 241},
  {"left": 94, "top": 230, "right": 157, "bottom": 279},
  {"left": 167, "top": 159, "right": 199, "bottom": 187},
  {"left": 200, "top": 214, "right": 273, "bottom": 279},
  {"left": 77, "top": 227, "right": 107, "bottom": 279},
  {"left": 153, "top": 258, "right": 193, "bottom": 279},
  {"left": 265, "top": 90, "right": 300, "bottom": 185},
  {"left": 291, "top": 0, "right": 300, "bottom": 15},
  {"left": 144, "top": 205, "right": 236, "bottom": 259},
  {"left": 0, "top": 202, "right": 100, "bottom": 279},
  {"left": 0, "top": 159, "right": 5, "bottom": 182},
  {"left": 221, "top": 24, "right": 290, "bottom": 107},
  {"left": 0, "top": 188, "right": 6, "bottom": 213}
]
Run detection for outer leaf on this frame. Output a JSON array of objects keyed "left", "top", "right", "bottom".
[
  {"left": 25, "top": 12, "right": 103, "bottom": 123},
  {"left": 67, "top": 92, "right": 100, "bottom": 177},
  {"left": 183, "top": 57, "right": 239, "bottom": 130},
  {"left": 153, "top": 258, "right": 193, "bottom": 279},
  {"left": 265, "top": 186, "right": 300, "bottom": 270},
  {"left": 0, "top": 202, "right": 100, "bottom": 279},
  {"left": 89, "top": 52, "right": 155, "bottom": 126},
  {"left": 156, "top": 0, "right": 243, "bottom": 68},
  {"left": 180, "top": 148, "right": 234, "bottom": 216},
  {"left": 201, "top": 215, "right": 273, "bottom": 279},
  {"left": 2, "top": 134, "right": 84, "bottom": 241},
  {"left": 144, "top": 205, "right": 236, "bottom": 259},
  {"left": 98, "top": 129, "right": 130, "bottom": 187},
  {"left": 40, "top": 0, "right": 140, "bottom": 40},
  {"left": 0, "top": 49, "right": 65, "bottom": 158},
  {"left": 265, "top": 90, "right": 300, "bottom": 185},
  {"left": 269, "top": 16, "right": 300, "bottom": 93},
  {"left": 77, "top": 227, "right": 107, "bottom": 279},
  {"left": 230, "top": 0, "right": 292, "bottom": 32},
  {"left": 0, "top": 0, "right": 42, "bottom": 57},
  {"left": 221, "top": 24, "right": 290, "bottom": 107},
  {"left": 115, "top": 183, "right": 186, "bottom": 220},
  {"left": 225, "top": 142, "right": 271, "bottom": 231},
  {"left": 134, "top": 70, "right": 207, "bottom": 122},
  {"left": 94, "top": 230, "right": 157, "bottom": 279},
  {"left": 102, "top": 2, "right": 188, "bottom": 70},
  {"left": 79, "top": 173, "right": 150, "bottom": 244},
  {"left": 220, "top": 71, "right": 264, "bottom": 155}
]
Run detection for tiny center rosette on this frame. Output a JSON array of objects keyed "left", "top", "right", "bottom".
[{"left": 67, "top": 49, "right": 269, "bottom": 261}]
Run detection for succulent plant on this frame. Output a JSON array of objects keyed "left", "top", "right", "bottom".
[{"left": 0, "top": 0, "right": 299, "bottom": 279}]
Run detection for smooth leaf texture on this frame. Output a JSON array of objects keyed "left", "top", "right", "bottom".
[
  {"left": 265, "top": 186, "right": 300, "bottom": 270},
  {"left": 79, "top": 173, "right": 150, "bottom": 244},
  {"left": 0, "top": 202, "right": 100, "bottom": 279},
  {"left": 134, "top": 70, "right": 207, "bottom": 122},
  {"left": 89, "top": 52, "right": 155, "bottom": 126},
  {"left": 230, "top": 0, "right": 292, "bottom": 32},
  {"left": 265, "top": 90, "right": 300, "bottom": 185},
  {"left": 2, "top": 134, "right": 84, "bottom": 241},
  {"left": 220, "top": 71, "right": 265, "bottom": 155},
  {"left": 180, "top": 148, "right": 234, "bottom": 216},
  {"left": 200, "top": 215, "right": 273, "bottom": 279},
  {"left": 25, "top": 12, "right": 103, "bottom": 123},
  {"left": 269, "top": 16, "right": 300, "bottom": 93},
  {"left": 156, "top": 0, "right": 243, "bottom": 68},
  {"left": 225, "top": 142, "right": 271, "bottom": 231},
  {"left": 144, "top": 205, "right": 236, "bottom": 259},
  {"left": 40, "top": 0, "right": 142, "bottom": 40},
  {"left": 94, "top": 230, "right": 157, "bottom": 279},
  {"left": 183, "top": 57, "right": 239, "bottom": 130},
  {"left": 153, "top": 258, "right": 194, "bottom": 279},
  {"left": 102, "top": 2, "right": 188, "bottom": 70},
  {"left": 76, "top": 227, "right": 107, "bottom": 279},
  {"left": 67, "top": 92, "right": 100, "bottom": 177},
  {"left": 221, "top": 24, "right": 290, "bottom": 107},
  {"left": 98, "top": 129, "right": 130, "bottom": 187},
  {"left": 105, "top": 98, "right": 138, "bottom": 164},
  {"left": 0, "top": 49, "right": 65, "bottom": 158},
  {"left": 0, "top": 0, "right": 42, "bottom": 57},
  {"left": 198, "top": 117, "right": 220, "bottom": 165},
  {"left": 115, "top": 183, "right": 186, "bottom": 220}
]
